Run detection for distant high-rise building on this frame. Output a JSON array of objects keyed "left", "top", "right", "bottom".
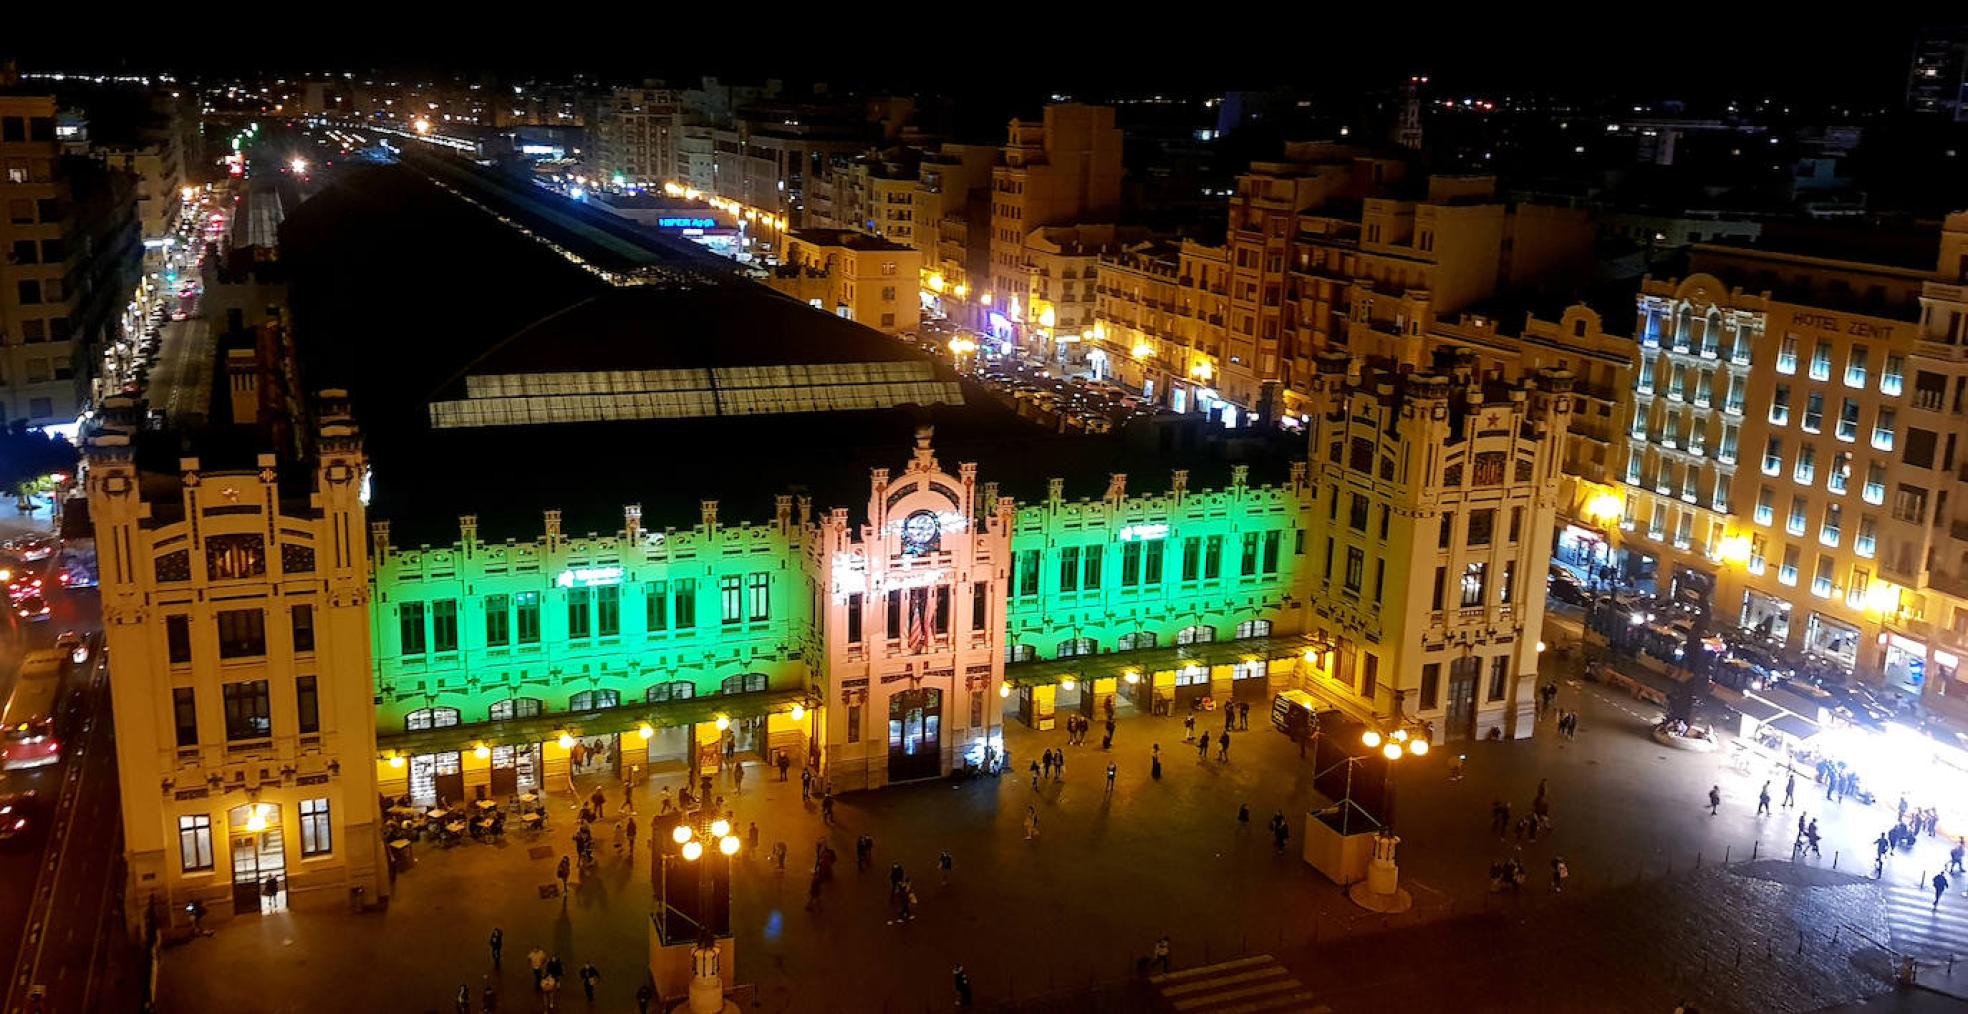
[
  {"left": 986, "top": 104, "right": 1125, "bottom": 345},
  {"left": 592, "top": 85, "right": 681, "bottom": 188},
  {"left": 1907, "top": 26, "right": 1968, "bottom": 120}
]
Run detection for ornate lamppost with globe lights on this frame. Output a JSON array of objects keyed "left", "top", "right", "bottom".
[
  {"left": 670, "top": 811, "right": 742, "bottom": 1014},
  {"left": 1347, "top": 724, "right": 1428, "bottom": 913}
]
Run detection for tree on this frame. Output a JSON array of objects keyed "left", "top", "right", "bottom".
[{"left": 0, "top": 425, "right": 80, "bottom": 499}]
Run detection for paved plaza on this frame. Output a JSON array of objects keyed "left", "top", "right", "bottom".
[{"left": 156, "top": 633, "right": 1968, "bottom": 1014}]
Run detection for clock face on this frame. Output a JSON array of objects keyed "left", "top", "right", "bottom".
[{"left": 901, "top": 511, "right": 941, "bottom": 555}]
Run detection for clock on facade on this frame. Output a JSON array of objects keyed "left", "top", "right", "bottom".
[{"left": 900, "top": 510, "right": 941, "bottom": 555}]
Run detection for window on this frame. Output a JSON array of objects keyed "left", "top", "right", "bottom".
[
  {"left": 845, "top": 592, "right": 865, "bottom": 644},
  {"left": 300, "top": 798, "right": 332, "bottom": 856},
  {"left": 1881, "top": 355, "right": 1904, "bottom": 396},
  {"left": 645, "top": 682, "right": 694, "bottom": 704},
  {"left": 1017, "top": 550, "right": 1042, "bottom": 596},
  {"left": 1844, "top": 346, "right": 1868, "bottom": 388},
  {"left": 722, "top": 672, "right": 768, "bottom": 695},
  {"left": 173, "top": 687, "right": 198, "bottom": 747},
  {"left": 1487, "top": 656, "right": 1508, "bottom": 702},
  {"left": 1857, "top": 516, "right": 1877, "bottom": 558},
  {"left": 516, "top": 591, "right": 542, "bottom": 642},
  {"left": 570, "top": 689, "right": 622, "bottom": 710},
  {"left": 1809, "top": 340, "right": 1831, "bottom": 381},
  {"left": 1241, "top": 532, "right": 1260, "bottom": 575},
  {"left": 295, "top": 676, "right": 319, "bottom": 735},
  {"left": 567, "top": 586, "right": 593, "bottom": 638},
  {"left": 1348, "top": 493, "right": 1369, "bottom": 532},
  {"left": 1059, "top": 546, "right": 1080, "bottom": 592},
  {"left": 719, "top": 575, "right": 742, "bottom": 624},
  {"left": 1833, "top": 399, "right": 1859, "bottom": 442},
  {"left": 1872, "top": 409, "right": 1896, "bottom": 451},
  {"left": 1203, "top": 535, "right": 1222, "bottom": 580},
  {"left": 1057, "top": 637, "right": 1095, "bottom": 658},
  {"left": 1755, "top": 487, "right": 1774, "bottom": 526},
  {"left": 1467, "top": 509, "right": 1494, "bottom": 547},
  {"left": 1360, "top": 653, "right": 1378, "bottom": 696},
  {"left": 398, "top": 602, "right": 426, "bottom": 655},
  {"left": 1892, "top": 485, "right": 1928, "bottom": 524},
  {"left": 405, "top": 707, "right": 461, "bottom": 731},
  {"left": 886, "top": 590, "right": 903, "bottom": 637},
  {"left": 1828, "top": 451, "right": 1851, "bottom": 494},
  {"left": 1769, "top": 384, "right": 1790, "bottom": 426},
  {"left": 1121, "top": 541, "right": 1142, "bottom": 586},
  {"left": 1431, "top": 567, "right": 1445, "bottom": 611},
  {"left": 1801, "top": 392, "right": 1823, "bottom": 434},
  {"left": 1083, "top": 546, "right": 1103, "bottom": 591},
  {"left": 1812, "top": 555, "right": 1836, "bottom": 598},
  {"left": 1793, "top": 444, "right": 1815, "bottom": 485},
  {"left": 596, "top": 585, "right": 621, "bottom": 636},
  {"left": 1460, "top": 563, "right": 1487, "bottom": 607},
  {"left": 847, "top": 704, "right": 862, "bottom": 743},
  {"left": 1776, "top": 334, "right": 1798, "bottom": 374},
  {"left": 1439, "top": 511, "right": 1454, "bottom": 549},
  {"left": 1118, "top": 631, "right": 1158, "bottom": 650},
  {"left": 179, "top": 815, "right": 214, "bottom": 872},
  {"left": 1343, "top": 546, "right": 1365, "bottom": 592},
  {"left": 485, "top": 594, "right": 511, "bottom": 645},
  {"left": 1420, "top": 663, "right": 1441, "bottom": 710},
  {"left": 1904, "top": 428, "right": 1937, "bottom": 469},
  {"left": 218, "top": 609, "right": 267, "bottom": 659},
  {"left": 747, "top": 573, "right": 770, "bottom": 622},
  {"left": 1864, "top": 463, "right": 1887, "bottom": 504},
  {"left": 1181, "top": 537, "right": 1201, "bottom": 582},
  {"left": 673, "top": 582, "right": 696, "bottom": 630},
  {"left": 1779, "top": 545, "right": 1800, "bottom": 586},
  {"left": 1177, "top": 625, "right": 1216, "bottom": 645},
  {"left": 1499, "top": 561, "right": 1515, "bottom": 604},
  {"left": 1144, "top": 539, "right": 1165, "bottom": 583},
  {"left": 431, "top": 599, "right": 458, "bottom": 652},
  {"left": 643, "top": 583, "right": 666, "bottom": 632},
  {"left": 1821, "top": 504, "right": 1843, "bottom": 547},
  {"left": 971, "top": 582, "right": 987, "bottom": 632},
  {"left": 1789, "top": 496, "right": 1811, "bottom": 536},
  {"left": 222, "top": 680, "right": 271, "bottom": 741},
  {"left": 166, "top": 615, "right": 192, "bottom": 664}
]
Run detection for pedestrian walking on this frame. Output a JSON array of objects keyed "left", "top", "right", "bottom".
[
  {"left": 1237, "top": 803, "right": 1251, "bottom": 833},
  {"left": 1151, "top": 744, "right": 1163, "bottom": 780},
  {"left": 625, "top": 816, "right": 638, "bottom": 856},
  {"left": 1030, "top": 758, "right": 1041, "bottom": 790},
  {"left": 1707, "top": 785, "right": 1721, "bottom": 816},
  {"left": 1237, "top": 701, "right": 1250, "bottom": 731},
  {"left": 1272, "top": 811, "right": 1291, "bottom": 854},
  {"left": 1054, "top": 751, "right": 1066, "bottom": 782},
  {"left": 1196, "top": 736, "right": 1210, "bottom": 761},
  {"left": 482, "top": 978, "right": 497, "bottom": 1014},
  {"left": 1183, "top": 714, "right": 1195, "bottom": 741},
  {"left": 579, "top": 962, "right": 601, "bottom": 1002},
  {"left": 635, "top": 983, "right": 654, "bottom": 1014},
  {"left": 528, "top": 946, "right": 547, "bottom": 988},
  {"left": 953, "top": 964, "right": 974, "bottom": 1008},
  {"left": 540, "top": 973, "right": 559, "bottom": 1011},
  {"left": 1042, "top": 749, "right": 1054, "bottom": 780},
  {"left": 613, "top": 817, "right": 626, "bottom": 855},
  {"left": 1757, "top": 781, "right": 1771, "bottom": 816},
  {"left": 489, "top": 927, "right": 503, "bottom": 969},
  {"left": 1152, "top": 935, "right": 1171, "bottom": 973},
  {"left": 822, "top": 790, "right": 835, "bottom": 824},
  {"left": 1950, "top": 837, "right": 1966, "bottom": 875},
  {"left": 1023, "top": 805, "right": 1039, "bottom": 841},
  {"left": 1935, "top": 871, "right": 1952, "bottom": 910},
  {"left": 557, "top": 855, "right": 571, "bottom": 896},
  {"left": 1217, "top": 730, "right": 1231, "bottom": 762},
  {"left": 733, "top": 759, "right": 745, "bottom": 791},
  {"left": 1551, "top": 857, "right": 1569, "bottom": 892},
  {"left": 1106, "top": 762, "right": 1117, "bottom": 794},
  {"left": 748, "top": 821, "right": 760, "bottom": 854},
  {"left": 457, "top": 984, "right": 471, "bottom": 1014},
  {"left": 1784, "top": 772, "right": 1796, "bottom": 808},
  {"left": 939, "top": 850, "right": 953, "bottom": 885},
  {"left": 801, "top": 767, "right": 813, "bottom": 803}
]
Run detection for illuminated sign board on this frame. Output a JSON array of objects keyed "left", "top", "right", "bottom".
[
  {"left": 1117, "top": 523, "right": 1169, "bottom": 542},
  {"left": 657, "top": 217, "right": 719, "bottom": 229},
  {"left": 555, "top": 566, "right": 624, "bottom": 588}
]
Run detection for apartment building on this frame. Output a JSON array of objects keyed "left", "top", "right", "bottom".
[
  {"left": 769, "top": 227, "right": 920, "bottom": 335},
  {"left": 592, "top": 86, "right": 682, "bottom": 188},
  {"left": 987, "top": 105, "right": 1123, "bottom": 347},
  {"left": 913, "top": 143, "right": 998, "bottom": 329},
  {"left": 1089, "top": 238, "right": 1231, "bottom": 415}
]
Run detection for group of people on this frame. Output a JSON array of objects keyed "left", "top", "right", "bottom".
[
  {"left": 453, "top": 929, "right": 653, "bottom": 1014},
  {"left": 1061, "top": 712, "right": 1116, "bottom": 748},
  {"left": 567, "top": 737, "right": 618, "bottom": 774},
  {"left": 1813, "top": 758, "right": 1872, "bottom": 805}
]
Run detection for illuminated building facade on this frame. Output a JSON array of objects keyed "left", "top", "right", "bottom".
[
  {"left": 1602, "top": 217, "right": 1968, "bottom": 708},
  {"left": 87, "top": 394, "right": 387, "bottom": 937},
  {"left": 1089, "top": 239, "right": 1231, "bottom": 415},
  {"left": 987, "top": 105, "right": 1124, "bottom": 345},
  {"left": 770, "top": 228, "right": 921, "bottom": 336},
  {"left": 592, "top": 86, "right": 682, "bottom": 189}
]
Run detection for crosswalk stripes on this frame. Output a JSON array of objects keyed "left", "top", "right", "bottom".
[
  {"left": 1878, "top": 878, "right": 1968, "bottom": 957},
  {"left": 1147, "top": 954, "right": 1329, "bottom": 1013}
]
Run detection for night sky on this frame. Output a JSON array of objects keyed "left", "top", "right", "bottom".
[{"left": 4, "top": 13, "right": 1943, "bottom": 108}]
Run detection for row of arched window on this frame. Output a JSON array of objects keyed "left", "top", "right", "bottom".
[
  {"left": 401, "top": 673, "right": 771, "bottom": 731},
  {"left": 1004, "top": 619, "right": 1272, "bottom": 664}
]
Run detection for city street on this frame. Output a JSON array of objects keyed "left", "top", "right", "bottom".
[
  {"left": 146, "top": 316, "right": 214, "bottom": 429},
  {"left": 153, "top": 622, "right": 1968, "bottom": 1014}
]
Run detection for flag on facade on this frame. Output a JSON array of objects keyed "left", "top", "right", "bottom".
[{"left": 907, "top": 588, "right": 930, "bottom": 654}]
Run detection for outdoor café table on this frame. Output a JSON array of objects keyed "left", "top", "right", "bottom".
[
  {"left": 446, "top": 820, "right": 467, "bottom": 835},
  {"left": 519, "top": 792, "right": 538, "bottom": 805},
  {"left": 520, "top": 812, "right": 543, "bottom": 826},
  {"left": 475, "top": 798, "right": 499, "bottom": 811}
]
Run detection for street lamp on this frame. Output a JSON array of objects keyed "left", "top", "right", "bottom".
[
  {"left": 672, "top": 806, "right": 743, "bottom": 1013},
  {"left": 1346, "top": 723, "right": 1427, "bottom": 914}
]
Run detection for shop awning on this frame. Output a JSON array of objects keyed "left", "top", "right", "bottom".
[
  {"left": 376, "top": 688, "right": 813, "bottom": 756},
  {"left": 1003, "top": 633, "right": 1332, "bottom": 689}
]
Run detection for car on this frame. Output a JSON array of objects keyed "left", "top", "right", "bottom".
[
  {"left": 55, "top": 630, "right": 87, "bottom": 665},
  {"left": 1546, "top": 568, "right": 1587, "bottom": 605},
  {"left": 0, "top": 790, "right": 37, "bottom": 844},
  {"left": 15, "top": 596, "right": 49, "bottom": 622}
]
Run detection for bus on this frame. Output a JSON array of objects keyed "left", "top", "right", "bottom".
[{"left": 1, "top": 649, "right": 66, "bottom": 770}]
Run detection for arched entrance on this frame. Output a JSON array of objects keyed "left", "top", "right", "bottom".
[
  {"left": 888, "top": 687, "right": 943, "bottom": 783},
  {"left": 227, "top": 802, "right": 286, "bottom": 914}
]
